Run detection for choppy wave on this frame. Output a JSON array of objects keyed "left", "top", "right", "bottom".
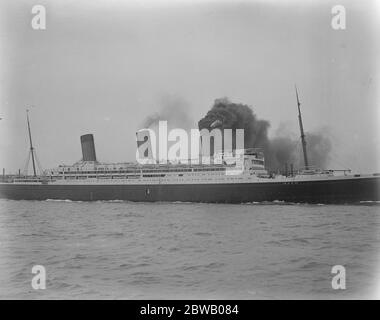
[
  {"left": 0, "top": 200, "right": 379, "bottom": 299},
  {"left": 1, "top": 198, "right": 378, "bottom": 206}
]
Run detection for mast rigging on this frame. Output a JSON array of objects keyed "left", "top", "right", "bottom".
[
  {"left": 26, "top": 109, "right": 37, "bottom": 176},
  {"left": 295, "top": 85, "right": 309, "bottom": 170}
]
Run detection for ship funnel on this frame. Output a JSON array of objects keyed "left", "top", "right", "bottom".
[{"left": 80, "top": 134, "right": 97, "bottom": 162}]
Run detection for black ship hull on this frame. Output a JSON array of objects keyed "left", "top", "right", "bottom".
[{"left": 0, "top": 176, "right": 379, "bottom": 204}]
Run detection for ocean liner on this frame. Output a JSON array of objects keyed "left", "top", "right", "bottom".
[{"left": 0, "top": 91, "right": 379, "bottom": 203}]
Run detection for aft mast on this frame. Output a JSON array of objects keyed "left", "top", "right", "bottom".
[
  {"left": 26, "top": 109, "right": 37, "bottom": 177},
  {"left": 295, "top": 85, "right": 309, "bottom": 170}
]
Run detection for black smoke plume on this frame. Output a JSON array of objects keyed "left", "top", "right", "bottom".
[{"left": 198, "top": 98, "right": 331, "bottom": 171}]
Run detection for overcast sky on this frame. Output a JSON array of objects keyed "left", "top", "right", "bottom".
[{"left": 0, "top": 0, "right": 379, "bottom": 173}]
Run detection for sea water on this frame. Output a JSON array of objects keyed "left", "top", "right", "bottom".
[{"left": 0, "top": 200, "right": 379, "bottom": 299}]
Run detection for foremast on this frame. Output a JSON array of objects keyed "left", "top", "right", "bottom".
[
  {"left": 295, "top": 85, "right": 309, "bottom": 170},
  {"left": 26, "top": 109, "right": 37, "bottom": 177}
]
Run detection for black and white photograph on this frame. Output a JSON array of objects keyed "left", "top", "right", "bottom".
[{"left": 0, "top": 0, "right": 380, "bottom": 304}]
